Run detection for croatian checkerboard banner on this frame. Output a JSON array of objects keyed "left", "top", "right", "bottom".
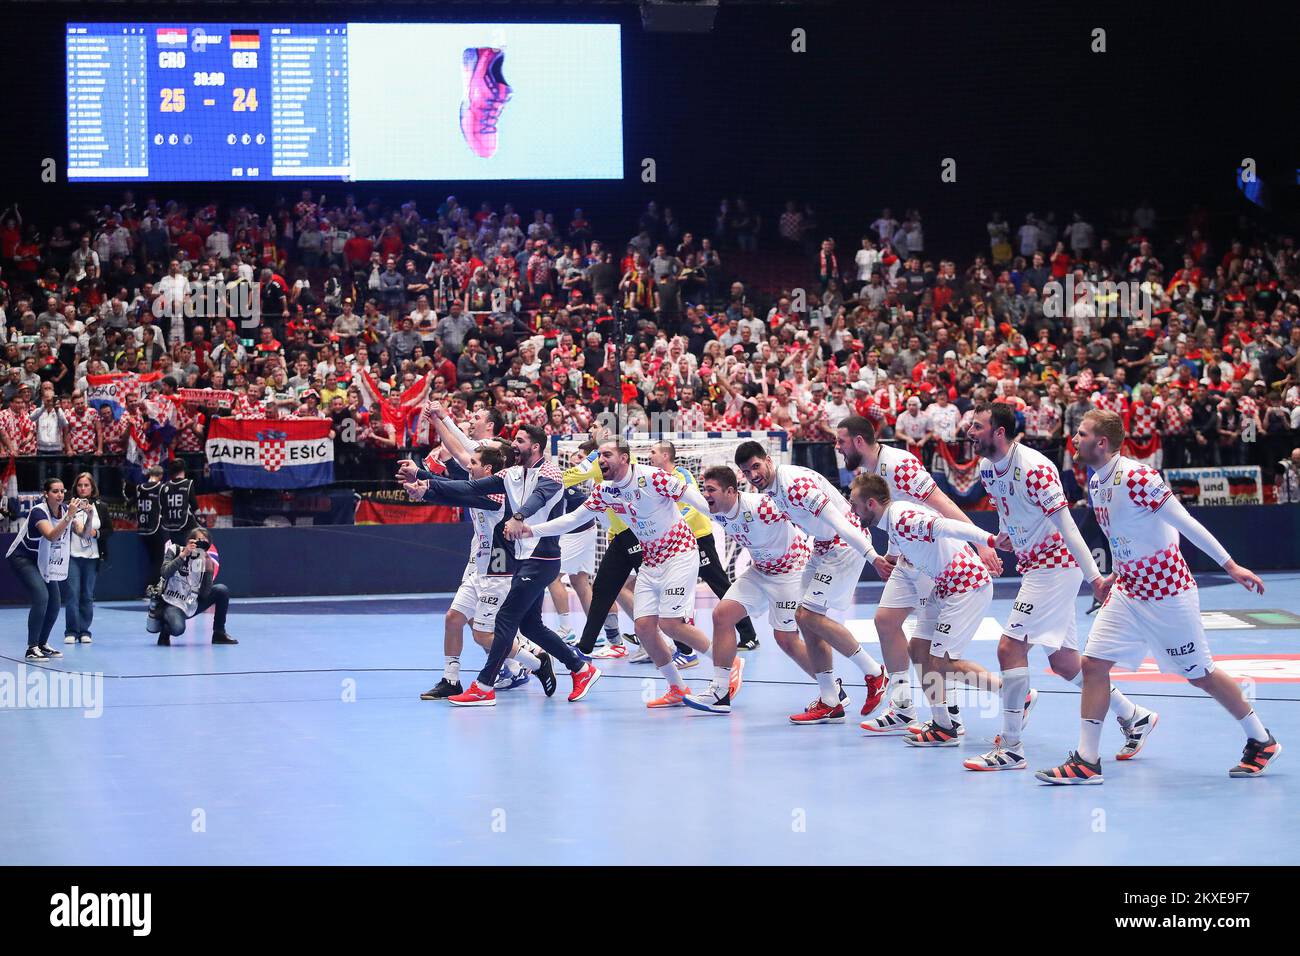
[{"left": 205, "top": 418, "right": 334, "bottom": 489}]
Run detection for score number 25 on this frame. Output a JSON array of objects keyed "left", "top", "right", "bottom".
[{"left": 160, "top": 87, "right": 258, "bottom": 113}]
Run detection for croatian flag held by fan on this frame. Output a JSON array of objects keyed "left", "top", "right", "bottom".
[
  {"left": 121, "top": 395, "right": 180, "bottom": 484},
  {"left": 86, "top": 372, "right": 163, "bottom": 421},
  {"left": 205, "top": 418, "right": 334, "bottom": 489}
]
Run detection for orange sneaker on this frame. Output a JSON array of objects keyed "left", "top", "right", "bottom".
[
  {"left": 647, "top": 684, "right": 689, "bottom": 709},
  {"left": 728, "top": 657, "right": 745, "bottom": 701}
]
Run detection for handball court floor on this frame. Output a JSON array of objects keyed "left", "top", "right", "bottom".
[{"left": 2, "top": 573, "right": 1297, "bottom": 866}]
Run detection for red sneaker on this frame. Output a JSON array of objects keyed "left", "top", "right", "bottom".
[
  {"left": 568, "top": 662, "right": 601, "bottom": 702},
  {"left": 459, "top": 48, "right": 512, "bottom": 158},
  {"left": 448, "top": 681, "right": 496, "bottom": 707},
  {"left": 789, "top": 698, "right": 847, "bottom": 725},
  {"left": 860, "top": 667, "right": 889, "bottom": 717}
]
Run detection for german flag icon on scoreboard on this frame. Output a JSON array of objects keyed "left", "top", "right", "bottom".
[{"left": 230, "top": 30, "right": 260, "bottom": 50}]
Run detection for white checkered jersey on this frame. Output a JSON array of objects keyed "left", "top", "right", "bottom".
[
  {"left": 880, "top": 500, "right": 990, "bottom": 594},
  {"left": 1088, "top": 454, "right": 1194, "bottom": 600},
  {"left": 979, "top": 443, "right": 1077, "bottom": 573},
  {"left": 584, "top": 462, "right": 694, "bottom": 567},
  {"left": 874, "top": 443, "right": 936, "bottom": 503},
  {"left": 766, "top": 463, "right": 863, "bottom": 554},
  {"left": 713, "top": 492, "right": 811, "bottom": 575}
]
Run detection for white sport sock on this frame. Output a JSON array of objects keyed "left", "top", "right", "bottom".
[
  {"left": 445, "top": 656, "right": 461, "bottom": 683},
  {"left": 1079, "top": 718, "right": 1103, "bottom": 763},
  {"left": 888, "top": 671, "right": 912, "bottom": 710},
  {"left": 930, "top": 701, "right": 953, "bottom": 728},
  {"left": 659, "top": 662, "right": 683, "bottom": 689},
  {"left": 557, "top": 611, "right": 570, "bottom": 634},
  {"left": 1108, "top": 685, "right": 1138, "bottom": 724},
  {"left": 711, "top": 665, "right": 730, "bottom": 694},
  {"left": 513, "top": 646, "right": 541, "bottom": 671},
  {"left": 1000, "top": 667, "right": 1030, "bottom": 747},
  {"left": 1240, "top": 710, "right": 1268, "bottom": 743},
  {"left": 846, "top": 647, "right": 884, "bottom": 678},
  {"left": 815, "top": 671, "right": 838, "bottom": 706}
]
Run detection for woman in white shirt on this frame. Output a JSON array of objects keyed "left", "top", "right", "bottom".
[{"left": 63, "top": 472, "right": 109, "bottom": 645}]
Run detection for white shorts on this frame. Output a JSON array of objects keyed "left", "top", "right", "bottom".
[
  {"left": 799, "top": 546, "right": 865, "bottom": 614},
  {"left": 917, "top": 582, "right": 993, "bottom": 660},
  {"left": 1083, "top": 588, "right": 1215, "bottom": 678},
  {"left": 560, "top": 527, "right": 596, "bottom": 577},
  {"left": 450, "top": 566, "right": 511, "bottom": 632},
  {"left": 878, "top": 556, "right": 928, "bottom": 610},
  {"left": 634, "top": 547, "right": 700, "bottom": 622},
  {"left": 725, "top": 566, "right": 801, "bottom": 631},
  {"left": 1002, "top": 566, "right": 1084, "bottom": 652}
]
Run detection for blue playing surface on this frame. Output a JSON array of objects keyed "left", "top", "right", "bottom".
[{"left": 2, "top": 573, "right": 1296, "bottom": 865}]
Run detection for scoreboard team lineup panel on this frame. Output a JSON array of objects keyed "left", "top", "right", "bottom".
[
  {"left": 65, "top": 22, "right": 624, "bottom": 182},
  {"left": 68, "top": 23, "right": 351, "bottom": 181}
]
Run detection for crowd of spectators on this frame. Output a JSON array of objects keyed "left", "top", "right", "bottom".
[
  {"left": 1, "top": 190, "right": 1298, "bottom": 501},
  {"left": 620, "top": 202, "right": 1300, "bottom": 494}
]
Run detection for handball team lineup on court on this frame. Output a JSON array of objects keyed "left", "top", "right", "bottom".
[{"left": 383, "top": 405, "right": 1279, "bottom": 784}]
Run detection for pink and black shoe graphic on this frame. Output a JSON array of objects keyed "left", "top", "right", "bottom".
[{"left": 459, "top": 47, "right": 512, "bottom": 158}]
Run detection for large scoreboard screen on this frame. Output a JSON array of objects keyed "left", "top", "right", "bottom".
[{"left": 66, "top": 22, "right": 623, "bottom": 181}]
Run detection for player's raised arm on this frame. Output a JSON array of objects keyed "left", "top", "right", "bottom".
[
  {"left": 820, "top": 495, "right": 878, "bottom": 560},
  {"left": 1158, "top": 495, "right": 1264, "bottom": 594},
  {"left": 1046, "top": 506, "right": 1102, "bottom": 584}
]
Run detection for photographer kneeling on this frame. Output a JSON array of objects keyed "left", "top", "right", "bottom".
[{"left": 148, "top": 528, "right": 239, "bottom": 647}]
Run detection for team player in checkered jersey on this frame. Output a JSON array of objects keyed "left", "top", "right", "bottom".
[
  {"left": 834, "top": 416, "right": 1002, "bottom": 734},
  {"left": 684, "top": 466, "right": 818, "bottom": 714},
  {"left": 734, "top": 440, "right": 889, "bottom": 725},
  {"left": 517, "top": 439, "right": 742, "bottom": 709},
  {"left": 962, "top": 403, "right": 1154, "bottom": 771},
  {"left": 847, "top": 473, "right": 1007, "bottom": 746},
  {"left": 1037, "top": 410, "right": 1281, "bottom": 784}
]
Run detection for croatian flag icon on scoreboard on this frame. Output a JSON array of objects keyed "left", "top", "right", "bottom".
[{"left": 156, "top": 27, "right": 187, "bottom": 46}]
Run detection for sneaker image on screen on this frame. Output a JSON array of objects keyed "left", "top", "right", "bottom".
[{"left": 459, "top": 47, "right": 512, "bottom": 158}]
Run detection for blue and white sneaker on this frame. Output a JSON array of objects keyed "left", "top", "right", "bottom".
[
  {"left": 561, "top": 631, "right": 580, "bottom": 647},
  {"left": 494, "top": 667, "right": 531, "bottom": 691},
  {"left": 672, "top": 649, "right": 700, "bottom": 670}
]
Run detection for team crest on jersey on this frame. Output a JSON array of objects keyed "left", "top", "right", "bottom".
[
  {"left": 1014, "top": 467, "right": 1021, "bottom": 481},
  {"left": 637, "top": 476, "right": 647, "bottom": 488},
  {"left": 1113, "top": 470, "right": 1123, "bottom": 485},
  {"left": 743, "top": 511, "right": 753, "bottom": 522}
]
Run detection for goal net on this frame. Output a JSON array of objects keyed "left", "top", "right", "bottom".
[{"left": 549, "top": 430, "right": 792, "bottom": 579}]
